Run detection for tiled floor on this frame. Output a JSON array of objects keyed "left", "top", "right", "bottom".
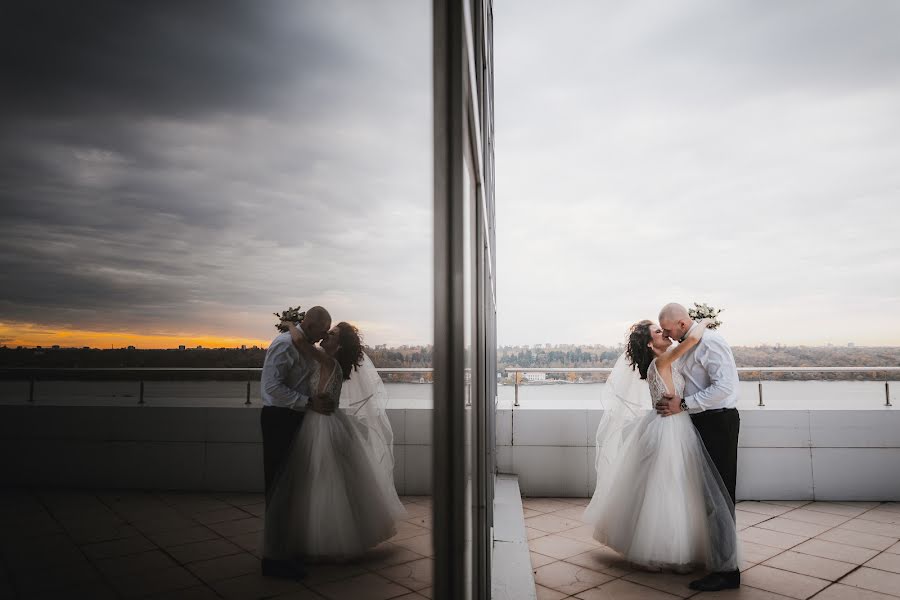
[
  {"left": 525, "top": 498, "right": 900, "bottom": 600},
  {"left": 0, "top": 489, "right": 433, "bottom": 599}
]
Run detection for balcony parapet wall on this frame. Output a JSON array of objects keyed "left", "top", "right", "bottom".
[{"left": 1, "top": 405, "right": 897, "bottom": 500}]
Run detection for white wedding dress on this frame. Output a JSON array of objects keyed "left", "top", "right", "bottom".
[
  {"left": 583, "top": 354, "right": 739, "bottom": 572},
  {"left": 263, "top": 354, "right": 406, "bottom": 560}
]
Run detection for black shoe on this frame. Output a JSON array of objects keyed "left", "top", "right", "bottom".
[
  {"left": 689, "top": 570, "right": 741, "bottom": 591},
  {"left": 262, "top": 558, "right": 308, "bottom": 580}
]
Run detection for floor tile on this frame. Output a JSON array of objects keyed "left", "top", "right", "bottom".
[
  {"left": 886, "top": 543, "right": 900, "bottom": 555},
  {"left": 792, "top": 539, "right": 880, "bottom": 565},
  {"left": 535, "top": 583, "right": 568, "bottom": 600},
  {"left": 93, "top": 549, "right": 178, "bottom": 578},
  {"left": 526, "top": 513, "right": 585, "bottom": 534},
  {"left": 804, "top": 504, "right": 870, "bottom": 519},
  {"left": 739, "top": 510, "right": 775, "bottom": 530},
  {"left": 693, "top": 586, "right": 796, "bottom": 599},
  {"left": 302, "top": 563, "right": 367, "bottom": 586},
  {"left": 864, "top": 552, "right": 900, "bottom": 575},
  {"left": 530, "top": 534, "right": 598, "bottom": 560},
  {"left": 531, "top": 552, "right": 558, "bottom": 568},
  {"left": 82, "top": 535, "right": 156, "bottom": 560},
  {"left": 533, "top": 560, "right": 613, "bottom": 596},
  {"left": 311, "top": 572, "right": 411, "bottom": 600},
  {"left": 210, "top": 571, "right": 308, "bottom": 600},
  {"left": 185, "top": 551, "right": 259, "bottom": 583},
  {"left": 575, "top": 578, "right": 682, "bottom": 600},
  {"left": 522, "top": 499, "right": 574, "bottom": 514},
  {"left": 742, "top": 564, "right": 830, "bottom": 599},
  {"left": 557, "top": 524, "right": 604, "bottom": 546},
  {"left": 738, "top": 503, "right": 796, "bottom": 518},
  {"left": 377, "top": 557, "right": 433, "bottom": 591},
  {"left": 623, "top": 570, "right": 702, "bottom": 598},
  {"left": 401, "top": 503, "right": 431, "bottom": 519},
  {"left": 145, "top": 525, "right": 220, "bottom": 548},
  {"left": 167, "top": 538, "right": 243, "bottom": 564},
  {"left": 143, "top": 584, "right": 224, "bottom": 600},
  {"left": 391, "top": 533, "right": 433, "bottom": 557},
  {"left": 763, "top": 551, "right": 855, "bottom": 581},
  {"left": 390, "top": 521, "right": 430, "bottom": 542},
  {"left": 839, "top": 519, "right": 900, "bottom": 539},
  {"left": 742, "top": 541, "right": 787, "bottom": 564},
  {"left": 757, "top": 518, "right": 832, "bottom": 538},
  {"left": 766, "top": 502, "right": 814, "bottom": 510},
  {"left": 357, "top": 543, "right": 425, "bottom": 570},
  {"left": 206, "top": 517, "right": 264, "bottom": 538},
  {"left": 565, "top": 547, "right": 633, "bottom": 577},
  {"left": 817, "top": 529, "right": 897, "bottom": 552},
  {"left": 109, "top": 564, "right": 201, "bottom": 598},
  {"left": 193, "top": 507, "right": 253, "bottom": 525},
  {"left": 526, "top": 527, "right": 550, "bottom": 541},
  {"left": 811, "top": 583, "right": 900, "bottom": 600},
  {"left": 228, "top": 532, "right": 262, "bottom": 557},
  {"left": 856, "top": 510, "right": 900, "bottom": 526},
  {"left": 741, "top": 527, "right": 809, "bottom": 550},
  {"left": 781, "top": 509, "right": 852, "bottom": 528},
  {"left": 840, "top": 568, "right": 900, "bottom": 597}
]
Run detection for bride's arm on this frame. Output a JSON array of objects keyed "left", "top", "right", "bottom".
[
  {"left": 282, "top": 320, "right": 327, "bottom": 363},
  {"left": 656, "top": 318, "right": 713, "bottom": 368}
]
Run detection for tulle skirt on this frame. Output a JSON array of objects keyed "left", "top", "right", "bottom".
[
  {"left": 263, "top": 410, "right": 406, "bottom": 560},
  {"left": 584, "top": 411, "right": 739, "bottom": 572}
]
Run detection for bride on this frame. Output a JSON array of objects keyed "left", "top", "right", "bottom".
[
  {"left": 583, "top": 318, "right": 739, "bottom": 573},
  {"left": 263, "top": 320, "right": 406, "bottom": 560}
]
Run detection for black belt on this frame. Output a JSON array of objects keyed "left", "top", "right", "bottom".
[{"left": 698, "top": 408, "right": 737, "bottom": 414}]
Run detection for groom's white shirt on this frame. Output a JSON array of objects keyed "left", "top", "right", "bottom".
[
  {"left": 678, "top": 322, "right": 740, "bottom": 413},
  {"left": 261, "top": 331, "right": 312, "bottom": 411}
]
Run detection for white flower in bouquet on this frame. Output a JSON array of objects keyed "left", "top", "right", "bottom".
[
  {"left": 274, "top": 306, "right": 306, "bottom": 332},
  {"left": 688, "top": 302, "right": 723, "bottom": 329}
]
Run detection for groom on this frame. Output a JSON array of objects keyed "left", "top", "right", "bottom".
[
  {"left": 259, "top": 305, "right": 335, "bottom": 578},
  {"left": 656, "top": 302, "right": 741, "bottom": 592}
]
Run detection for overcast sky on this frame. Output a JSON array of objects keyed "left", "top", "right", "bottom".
[
  {"left": 1, "top": 2, "right": 898, "bottom": 349},
  {"left": 495, "top": 0, "right": 900, "bottom": 347},
  {"left": 0, "top": 1, "right": 432, "bottom": 348}
]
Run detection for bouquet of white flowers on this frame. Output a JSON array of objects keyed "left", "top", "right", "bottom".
[
  {"left": 274, "top": 306, "right": 305, "bottom": 333},
  {"left": 688, "top": 302, "right": 723, "bottom": 329}
]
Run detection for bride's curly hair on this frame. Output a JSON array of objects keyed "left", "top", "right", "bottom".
[
  {"left": 334, "top": 322, "right": 365, "bottom": 381},
  {"left": 625, "top": 320, "right": 654, "bottom": 380}
]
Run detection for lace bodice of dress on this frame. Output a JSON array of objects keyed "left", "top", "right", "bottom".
[
  {"left": 309, "top": 357, "right": 343, "bottom": 403},
  {"left": 647, "top": 358, "right": 685, "bottom": 407}
]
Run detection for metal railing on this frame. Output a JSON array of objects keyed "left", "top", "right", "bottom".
[
  {"left": 0, "top": 367, "right": 434, "bottom": 406},
  {"left": 503, "top": 367, "right": 900, "bottom": 407}
]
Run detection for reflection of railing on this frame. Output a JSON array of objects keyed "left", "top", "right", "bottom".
[
  {"left": 0, "top": 367, "right": 434, "bottom": 406},
  {"left": 503, "top": 367, "right": 900, "bottom": 407}
]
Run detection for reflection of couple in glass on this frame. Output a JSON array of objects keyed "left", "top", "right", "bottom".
[{"left": 259, "top": 306, "right": 405, "bottom": 579}]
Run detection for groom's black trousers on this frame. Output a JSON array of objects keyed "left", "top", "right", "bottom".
[
  {"left": 691, "top": 408, "right": 740, "bottom": 507},
  {"left": 260, "top": 406, "right": 304, "bottom": 502}
]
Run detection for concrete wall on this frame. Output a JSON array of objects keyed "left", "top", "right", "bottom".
[
  {"left": 495, "top": 408, "right": 900, "bottom": 501},
  {"left": 2, "top": 405, "right": 898, "bottom": 500},
  {"left": 0, "top": 405, "right": 432, "bottom": 495}
]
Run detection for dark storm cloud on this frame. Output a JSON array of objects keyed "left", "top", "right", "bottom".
[{"left": 0, "top": 1, "right": 433, "bottom": 343}]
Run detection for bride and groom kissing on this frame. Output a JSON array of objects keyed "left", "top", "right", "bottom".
[
  {"left": 259, "top": 306, "right": 406, "bottom": 580},
  {"left": 583, "top": 302, "right": 742, "bottom": 592}
]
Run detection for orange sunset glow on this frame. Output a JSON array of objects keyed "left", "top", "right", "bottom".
[{"left": 0, "top": 322, "right": 271, "bottom": 350}]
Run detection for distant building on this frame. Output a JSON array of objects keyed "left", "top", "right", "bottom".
[
  {"left": 241, "top": 345, "right": 247, "bottom": 350},
  {"left": 196, "top": 345, "right": 203, "bottom": 349},
  {"left": 178, "top": 345, "right": 186, "bottom": 350},
  {"left": 127, "top": 345, "right": 136, "bottom": 350},
  {"left": 847, "top": 342, "right": 856, "bottom": 348},
  {"left": 524, "top": 372, "right": 546, "bottom": 382},
  {"left": 52, "top": 345, "right": 60, "bottom": 349}
]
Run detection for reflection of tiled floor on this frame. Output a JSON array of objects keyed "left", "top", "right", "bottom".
[
  {"left": 0, "top": 489, "right": 433, "bottom": 599},
  {"left": 525, "top": 497, "right": 900, "bottom": 600}
]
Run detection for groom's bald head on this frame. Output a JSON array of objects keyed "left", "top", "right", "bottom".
[
  {"left": 302, "top": 306, "right": 332, "bottom": 343},
  {"left": 659, "top": 303, "right": 692, "bottom": 341}
]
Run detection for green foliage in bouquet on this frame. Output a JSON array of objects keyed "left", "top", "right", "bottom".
[
  {"left": 688, "top": 302, "right": 723, "bottom": 329},
  {"left": 274, "top": 306, "right": 306, "bottom": 333}
]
